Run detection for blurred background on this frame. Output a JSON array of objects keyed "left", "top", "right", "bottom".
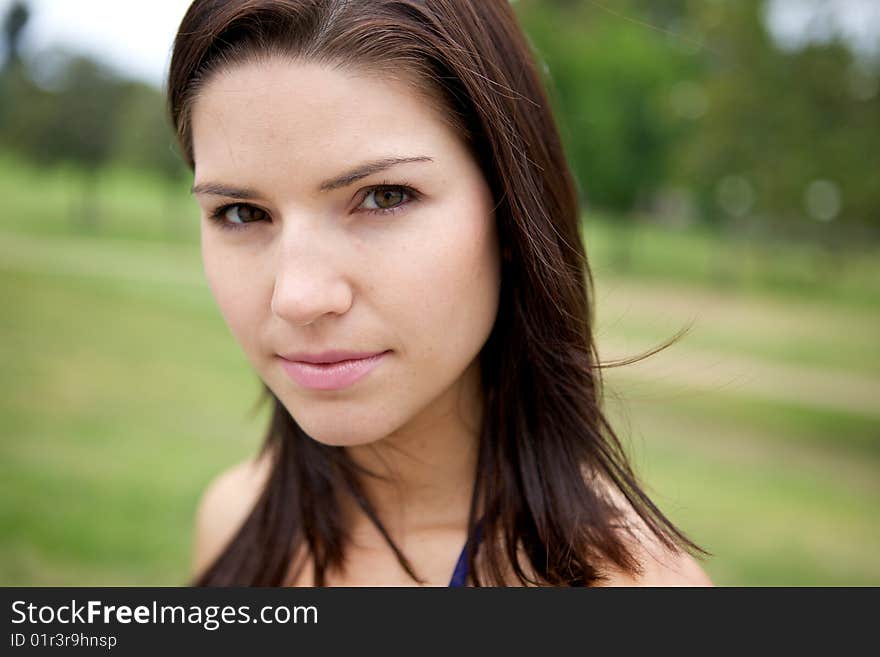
[{"left": 0, "top": 0, "right": 877, "bottom": 586}]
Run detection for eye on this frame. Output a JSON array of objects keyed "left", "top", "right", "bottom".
[
  {"left": 208, "top": 203, "right": 269, "bottom": 230},
  {"left": 222, "top": 204, "right": 267, "bottom": 224},
  {"left": 359, "top": 185, "right": 415, "bottom": 214}
]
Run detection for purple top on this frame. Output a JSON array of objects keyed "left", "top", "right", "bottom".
[{"left": 448, "top": 522, "right": 482, "bottom": 587}]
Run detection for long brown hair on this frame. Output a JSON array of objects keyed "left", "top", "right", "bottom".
[{"left": 168, "top": 0, "right": 703, "bottom": 586}]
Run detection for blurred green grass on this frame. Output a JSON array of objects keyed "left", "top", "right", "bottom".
[{"left": 1, "top": 154, "right": 878, "bottom": 586}]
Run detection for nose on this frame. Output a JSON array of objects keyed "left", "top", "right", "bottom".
[{"left": 270, "top": 229, "right": 354, "bottom": 327}]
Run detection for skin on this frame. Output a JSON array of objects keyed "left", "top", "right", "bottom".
[
  {"left": 189, "top": 57, "right": 713, "bottom": 586},
  {"left": 190, "top": 58, "right": 500, "bottom": 581}
]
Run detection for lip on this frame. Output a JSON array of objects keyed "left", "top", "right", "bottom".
[{"left": 277, "top": 350, "right": 390, "bottom": 391}]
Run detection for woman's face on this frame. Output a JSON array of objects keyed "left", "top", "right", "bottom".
[{"left": 190, "top": 59, "right": 501, "bottom": 447}]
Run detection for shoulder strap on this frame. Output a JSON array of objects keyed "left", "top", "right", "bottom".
[{"left": 447, "top": 521, "right": 484, "bottom": 587}]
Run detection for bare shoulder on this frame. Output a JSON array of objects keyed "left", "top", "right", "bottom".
[
  {"left": 191, "top": 452, "right": 274, "bottom": 578},
  {"left": 588, "top": 471, "right": 714, "bottom": 587},
  {"left": 595, "top": 539, "right": 714, "bottom": 587}
]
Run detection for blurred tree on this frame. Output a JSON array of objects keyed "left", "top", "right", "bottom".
[
  {"left": 1, "top": 52, "right": 133, "bottom": 230},
  {"left": 515, "top": 0, "right": 880, "bottom": 247},
  {"left": 110, "top": 82, "right": 186, "bottom": 180},
  {"left": 0, "top": 0, "right": 30, "bottom": 143},
  {"left": 515, "top": 0, "right": 698, "bottom": 268},
  {"left": 674, "top": 0, "right": 880, "bottom": 245},
  {"left": 1, "top": 0, "right": 29, "bottom": 71},
  {"left": 110, "top": 80, "right": 189, "bottom": 235},
  {"left": 515, "top": 0, "right": 696, "bottom": 212},
  {"left": 0, "top": 42, "right": 189, "bottom": 235}
]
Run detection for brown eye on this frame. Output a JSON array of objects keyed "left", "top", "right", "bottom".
[
  {"left": 364, "top": 187, "right": 407, "bottom": 211},
  {"left": 224, "top": 204, "right": 267, "bottom": 224}
]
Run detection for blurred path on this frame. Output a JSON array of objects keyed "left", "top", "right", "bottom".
[
  {"left": 595, "top": 277, "right": 880, "bottom": 418},
  {"left": 599, "top": 336, "right": 880, "bottom": 418},
  {"left": 0, "top": 231, "right": 203, "bottom": 287}
]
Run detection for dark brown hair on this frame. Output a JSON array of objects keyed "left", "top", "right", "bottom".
[{"left": 168, "top": 0, "right": 703, "bottom": 586}]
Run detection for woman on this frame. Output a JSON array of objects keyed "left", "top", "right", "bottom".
[{"left": 167, "top": 0, "right": 712, "bottom": 586}]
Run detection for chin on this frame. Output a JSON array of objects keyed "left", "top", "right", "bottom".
[
  {"left": 280, "top": 401, "right": 397, "bottom": 448},
  {"left": 302, "top": 427, "right": 387, "bottom": 448}
]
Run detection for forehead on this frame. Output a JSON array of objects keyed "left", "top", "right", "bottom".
[{"left": 190, "top": 58, "right": 459, "bottom": 186}]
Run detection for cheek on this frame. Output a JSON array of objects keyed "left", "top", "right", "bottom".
[
  {"left": 201, "top": 234, "right": 270, "bottom": 348},
  {"left": 390, "top": 191, "right": 500, "bottom": 365}
]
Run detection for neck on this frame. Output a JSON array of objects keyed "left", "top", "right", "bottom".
[{"left": 342, "top": 359, "right": 483, "bottom": 545}]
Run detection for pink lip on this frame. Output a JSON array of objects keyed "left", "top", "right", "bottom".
[{"left": 277, "top": 351, "right": 390, "bottom": 391}]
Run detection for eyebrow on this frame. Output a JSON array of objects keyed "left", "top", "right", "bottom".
[{"left": 190, "top": 156, "right": 433, "bottom": 197}]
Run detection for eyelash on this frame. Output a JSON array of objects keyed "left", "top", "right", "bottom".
[{"left": 207, "top": 181, "right": 420, "bottom": 232}]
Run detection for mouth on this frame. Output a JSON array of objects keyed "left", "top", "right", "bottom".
[{"left": 276, "top": 350, "right": 391, "bottom": 391}]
